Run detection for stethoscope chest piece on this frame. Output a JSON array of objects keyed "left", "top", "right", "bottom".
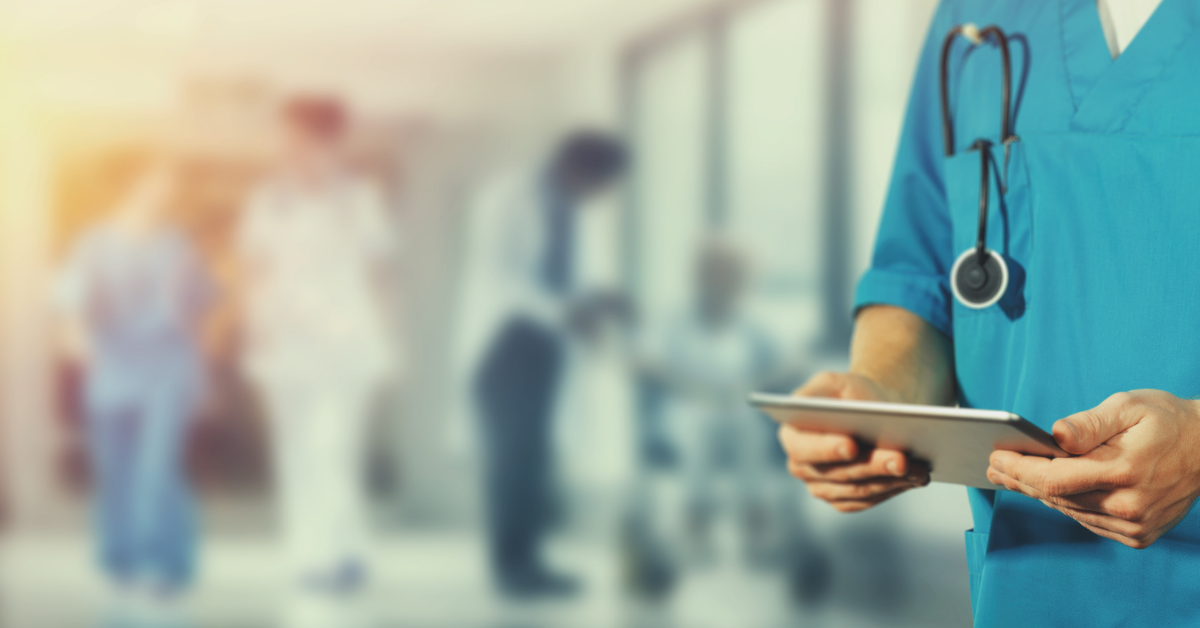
[{"left": 950, "top": 248, "right": 1008, "bottom": 309}]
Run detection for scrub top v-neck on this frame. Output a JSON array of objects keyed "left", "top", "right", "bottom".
[
  {"left": 1098, "top": 0, "right": 1164, "bottom": 57},
  {"left": 856, "top": 0, "right": 1200, "bottom": 626}
]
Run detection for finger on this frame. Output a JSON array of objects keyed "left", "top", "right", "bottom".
[
  {"left": 778, "top": 425, "right": 857, "bottom": 464},
  {"left": 988, "top": 468, "right": 1150, "bottom": 544},
  {"left": 1052, "top": 392, "right": 1143, "bottom": 455},
  {"left": 1038, "top": 500, "right": 1144, "bottom": 538},
  {"left": 1075, "top": 520, "right": 1144, "bottom": 549},
  {"left": 989, "top": 450, "right": 1126, "bottom": 497},
  {"left": 805, "top": 478, "right": 923, "bottom": 502},
  {"left": 808, "top": 447, "right": 925, "bottom": 480},
  {"left": 865, "top": 447, "right": 911, "bottom": 477},
  {"left": 987, "top": 467, "right": 1090, "bottom": 508},
  {"left": 988, "top": 468, "right": 1160, "bottom": 540},
  {"left": 1040, "top": 489, "right": 1118, "bottom": 516},
  {"left": 984, "top": 467, "right": 1127, "bottom": 516},
  {"left": 794, "top": 455, "right": 928, "bottom": 483},
  {"left": 1039, "top": 488, "right": 1152, "bottom": 519},
  {"left": 789, "top": 460, "right": 878, "bottom": 482},
  {"left": 826, "top": 487, "right": 911, "bottom": 513},
  {"left": 986, "top": 467, "right": 1044, "bottom": 498}
]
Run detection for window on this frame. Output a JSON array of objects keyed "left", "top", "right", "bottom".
[
  {"left": 726, "top": 0, "right": 827, "bottom": 349},
  {"left": 626, "top": 33, "right": 710, "bottom": 322},
  {"left": 624, "top": 0, "right": 830, "bottom": 353}
]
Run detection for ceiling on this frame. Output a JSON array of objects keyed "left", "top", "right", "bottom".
[
  {"left": 0, "top": 0, "right": 720, "bottom": 144},
  {"left": 1, "top": 0, "right": 713, "bottom": 56}
]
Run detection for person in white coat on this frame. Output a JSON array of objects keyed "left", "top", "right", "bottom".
[
  {"left": 236, "top": 96, "right": 399, "bottom": 594},
  {"left": 457, "top": 131, "right": 627, "bottom": 598}
]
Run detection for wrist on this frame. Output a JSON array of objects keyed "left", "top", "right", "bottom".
[
  {"left": 849, "top": 306, "right": 956, "bottom": 406},
  {"left": 844, "top": 370, "right": 908, "bottom": 404}
]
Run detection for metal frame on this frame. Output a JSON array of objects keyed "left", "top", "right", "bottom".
[
  {"left": 821, "top": 0, "right": 853, "bottom": 347},
  {"left": 620, "top": 0, "right": 855, "bottom": 348},
  {"left": 618, "top": 0, "right": 765, "bottom": 297}
]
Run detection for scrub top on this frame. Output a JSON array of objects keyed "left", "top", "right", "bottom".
[
  {"left": 237, "top": 175, "right": 399, "bottom": 390},
  {"left": 647, "top": 312, "right": 779, "bottom": 507},
  {"left": 856, "top": 0, "right": 1200, "bottom": 625},
  {"left": 643, "top": 312, "right": 777, "bottom": 455},
  {"left": 56, "top": 225, "right": 212, "bottom": 411}
]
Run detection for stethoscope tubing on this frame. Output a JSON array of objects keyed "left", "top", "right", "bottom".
[
  {"left": 972, "top": 139, "right": 990, "bottom": 260},
  {"left": 940, "top": 24, "right": 1015, "bottom": 157}
]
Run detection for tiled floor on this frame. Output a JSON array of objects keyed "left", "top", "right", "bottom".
[{"left": 0, "top": 525, "right": 971, "bottom": 628}]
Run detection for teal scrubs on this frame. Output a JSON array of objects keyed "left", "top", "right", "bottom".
[{"left": 857, "top": 0, "right": 1200, "bottom": 625}]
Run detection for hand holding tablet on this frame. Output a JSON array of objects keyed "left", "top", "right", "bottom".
[
  {"left": 761, "top": 388, "right": 1067, "bottom": 492},
  {"left": 772, "top": 372, "right": 936, "bottom": 512}
]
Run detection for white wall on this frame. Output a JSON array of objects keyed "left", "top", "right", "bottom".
[{"left": 0, "top": 69, "right": 59, "bottom": 530}]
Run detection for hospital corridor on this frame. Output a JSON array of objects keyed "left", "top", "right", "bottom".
[{"left": 0, "top": 0, "right": 983, "bottom": 626}]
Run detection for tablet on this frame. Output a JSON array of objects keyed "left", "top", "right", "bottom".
[{"left": 750, "top": 393, "right": 1068, "bottom": 490}]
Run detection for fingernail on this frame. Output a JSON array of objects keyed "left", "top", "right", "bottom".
[
  {"left": 1065, "top": 420, "right": 1081, "bottom": 443},
  {"left": 839, "top": 446, "right": 852, "bottom": 460},
  {"left": 886, "top": 460, "right": 900, "bottom": 475}
]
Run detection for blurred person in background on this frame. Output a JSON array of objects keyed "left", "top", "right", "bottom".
[
  {"left": 457, "top": 130, "right": 627, "bottom": 599},
  {"left": 53, "top": 149, "right": 213, "bottom": 626},
  {"left": 637, "top": 237, "right": 782, "bottom": 563},
  {"left": 236, "top": 96, "right": 400, "bottom": 595}
]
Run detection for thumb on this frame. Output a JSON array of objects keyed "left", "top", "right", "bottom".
[{"left": 1052, "top": 395, "right": 1140, "bottom": 455}]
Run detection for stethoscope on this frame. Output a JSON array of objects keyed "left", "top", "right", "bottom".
[{"left": 940, "top": 23, "right": 1018, "bottom": 309}]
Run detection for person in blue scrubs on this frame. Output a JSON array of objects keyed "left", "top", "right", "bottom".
[
  {"left": 637, "top": 237, "right": 783, "bottom": 563},
  {"left": 778, "top": 1, "right": 1200, "bottom": 626},
  {"left": 55, "top": 153, "right": 212, "bottom": 622}
]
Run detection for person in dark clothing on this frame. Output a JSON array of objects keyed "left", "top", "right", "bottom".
[{"left": 460, "top": 131, "right": 627, "bottom": 598}]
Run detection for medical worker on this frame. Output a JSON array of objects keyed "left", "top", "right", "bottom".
[
  {"left": 638, "top": 237, "right": 781, "bottom": 563},
  {"left": 237, "top": 96, "right": 399, "bottom": 593},
  {"left": 778, "top": 0, "right": 1200, "bottom": 626},
  {"left": 457, "top": 131, "right": 627, "bottom": 598},
  {"left": 55, "top": 150, "right": 212, "bottom": 622}
]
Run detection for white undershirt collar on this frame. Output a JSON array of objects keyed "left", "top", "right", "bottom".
[{"left": 1097, "top": 0, "right": 1165, "bottom": 58}]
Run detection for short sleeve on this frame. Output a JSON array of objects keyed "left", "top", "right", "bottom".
[{"left": 853, "top": 1, "right": 956, "bottom": 338}]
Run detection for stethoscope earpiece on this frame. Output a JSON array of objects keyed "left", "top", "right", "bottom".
[{"left": 950, "top": 248, "right": 1008, "bottom": 309}]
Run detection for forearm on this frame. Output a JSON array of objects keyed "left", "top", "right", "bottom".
[{"left": 849, "top": 305, "right": 955, "bottom": 406}]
